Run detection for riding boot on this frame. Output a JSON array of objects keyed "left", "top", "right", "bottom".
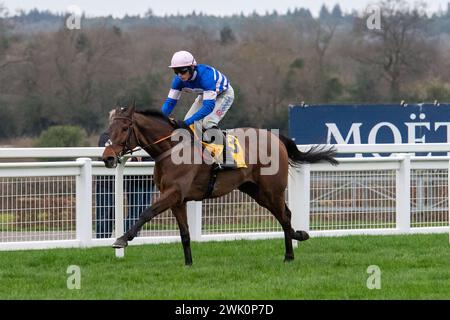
[
  {"left": 202, "top": 126, "right": 222, "bottom": 170},
  {"left": 221, "top": 131, "right": 239, "bottom": 170},
  {"left": 203, "top": 126, "right": 237, "bottom": 170}
]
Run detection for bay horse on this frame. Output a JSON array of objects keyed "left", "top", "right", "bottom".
[{"left": 102, "top": 105, "right": 338, "bottom": 265}]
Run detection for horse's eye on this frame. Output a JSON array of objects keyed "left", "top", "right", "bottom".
[{"left": 122, "top": 127, "right": 128, "bottom": 132}]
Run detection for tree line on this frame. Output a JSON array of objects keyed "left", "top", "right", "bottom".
[{"left": 1, "top": 0, "right": 450, "bottom": 143}]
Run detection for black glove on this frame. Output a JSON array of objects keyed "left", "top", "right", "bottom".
[{"left": 174, "top": 119, "right": 189, "bottom": 129}]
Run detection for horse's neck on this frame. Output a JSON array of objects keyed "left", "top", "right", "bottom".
[{"left": 135, "top": 115, "right": 175, "bottom": 159}]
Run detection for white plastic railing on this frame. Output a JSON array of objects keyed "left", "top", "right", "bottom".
[
  {"left": 0, "top": 143, "right": 449, "bottom": 251},
  {"left": 2, "top": 142, "right": 450, "bottom": 158}
]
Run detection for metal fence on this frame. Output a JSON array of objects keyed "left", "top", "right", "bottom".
[
  {"left": 0, "top": 144, "right": 449, "bottom": 251},
  {"left": 0, "top": 175, "right": 76, "bottom": 242},
  {"left": 310, "top": 170, "right": 397, "bottom": 231},
  {"left": 202, "top": 190, "right": 281, "bottom": 234},
  {"left": 411, "top": 169, "right": 448, "bottom": 228}
]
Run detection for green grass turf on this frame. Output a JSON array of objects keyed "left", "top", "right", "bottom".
[{"left": 0, "top": 233, "right": 449, "bottom": 299}]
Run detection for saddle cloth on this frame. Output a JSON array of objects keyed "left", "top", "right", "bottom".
[
  {"left": 189, "top": 125, "right": 247, "bottom": 168},
  {"left": 202, "top": 134, "right": 247, "bottom": 168}
]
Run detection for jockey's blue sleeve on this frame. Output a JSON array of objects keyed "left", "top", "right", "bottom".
[
  {"left": 184, "top": 70, "right": 218, "bottom": 125},
  {"left": 161, "top": 76, "right": 184, "bottom": 116},
  {"left": 184, "top": 99, "right": 216, "bottom": 125},
  {"left": 162, "top": 98, "right": 177, "bottom": 116}
]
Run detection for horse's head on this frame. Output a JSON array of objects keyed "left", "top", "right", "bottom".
[{"left": 102, "top": 104, "right": 138, "bottom": 168}]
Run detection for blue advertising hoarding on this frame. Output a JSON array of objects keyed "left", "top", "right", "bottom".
[{"left": 289, "top": 103, "right": 450, "bottom": 146}]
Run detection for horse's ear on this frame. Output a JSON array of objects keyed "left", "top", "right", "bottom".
[{"left": 127, "top": 101, "right": 135, "bottom": 115}]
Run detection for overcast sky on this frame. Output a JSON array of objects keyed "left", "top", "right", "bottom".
[{"left": 2, "top": 0, "right": 449, "bottom": 17}]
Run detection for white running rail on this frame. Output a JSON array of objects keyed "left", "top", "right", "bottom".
[{"left": 0, "top": 143, "right": 449, "bottom": 251}]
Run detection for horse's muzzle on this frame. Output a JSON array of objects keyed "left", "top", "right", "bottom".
[{"left": 103, "top": 156, "right": 118, "bottom": 169}]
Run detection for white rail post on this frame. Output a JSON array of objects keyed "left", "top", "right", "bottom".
[
  {"left": 187, "top": 201, "right": 202, "bottom": 241},
  {"left": 396, "top": 153, "right": 411, "bottom": 233},
  {"left": 76, "top": 158, "right": 92, "bottom": 248},
  {"left": 289, "top": 164, "right": 310, "bottom": 248},
  {"left": 115, "top": 160, "right": 126, "bottom": 258}
]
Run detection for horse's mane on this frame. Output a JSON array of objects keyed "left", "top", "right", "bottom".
[{"left": 135, "top": 109, "right": 174, "bottom": 127}]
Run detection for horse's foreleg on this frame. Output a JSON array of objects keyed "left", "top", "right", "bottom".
[
  {"left": 172, "top": 204, "right": 193, "bottom": 266},
  {"left": 112, "top": 189, "right": 181, "bottom": 248}
]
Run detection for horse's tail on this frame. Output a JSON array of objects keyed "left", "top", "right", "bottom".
[{"left": 279, "top": 134, "right": 339, "bottom": 167}]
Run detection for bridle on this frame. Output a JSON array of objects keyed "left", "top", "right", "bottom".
[{"left": 109, "top": 115, "right": 173, "bottom": 162}]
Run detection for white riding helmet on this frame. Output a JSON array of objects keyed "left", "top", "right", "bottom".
[{"left": 169, "top": 50, "right": 197, "bottom": 68}]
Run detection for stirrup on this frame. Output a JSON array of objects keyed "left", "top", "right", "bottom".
[
  {"left": 219, "top": 162, "right": 238, "bottom": 169},
  {"left": 212, "top": 162, "right": 237, "bottom": 171}
]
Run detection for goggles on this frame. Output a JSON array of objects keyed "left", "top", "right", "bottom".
[{"left": 173, "top": 66, "right": 191, "bottom": 75}]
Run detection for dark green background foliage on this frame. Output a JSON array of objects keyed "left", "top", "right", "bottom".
[
  {"left": 1, "top": 1, "right": 450, "bottom": 141},
  {"left": 35, "top": 125, "right": 88, "bottom": 147}
]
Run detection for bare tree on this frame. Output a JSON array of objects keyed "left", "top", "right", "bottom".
[
  {"left": 313, "top": 20, "right": 337, "bottom": 79},
  {"left": 311, "top": 20, "right": 338, "bottom": 101},
  {"left": 0, "top": 4, "right": 28, "bottom": 71},
  {"left": 2, "top": 5, "right": 450, "bottom": 142},
  {"left": 351, "top": 0, "right": 436, "bottom": 101}
]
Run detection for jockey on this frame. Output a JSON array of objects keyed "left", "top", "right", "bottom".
[{"left": 161, "top": 50, "right": 236, "bottom": 168}]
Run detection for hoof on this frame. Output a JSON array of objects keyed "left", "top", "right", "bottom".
[
  {"left": 284, "top": 255, "right": 294, "bottom": 262},
  {"left": 295, "top": 230, "right": 310, "bottom": 242},
  {"left": 112, "top": 238, "right": 128, "bottom": 249}
]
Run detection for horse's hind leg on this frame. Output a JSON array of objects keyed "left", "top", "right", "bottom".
[
  {"left": 285, "top": 204, "right": 310, "bottom": 242},
  {"left": 238, "top": 182, "right": 296, "bottom": 262},
  {"left": 270, "top": 196, "right": 296, "bottom": 262}
]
